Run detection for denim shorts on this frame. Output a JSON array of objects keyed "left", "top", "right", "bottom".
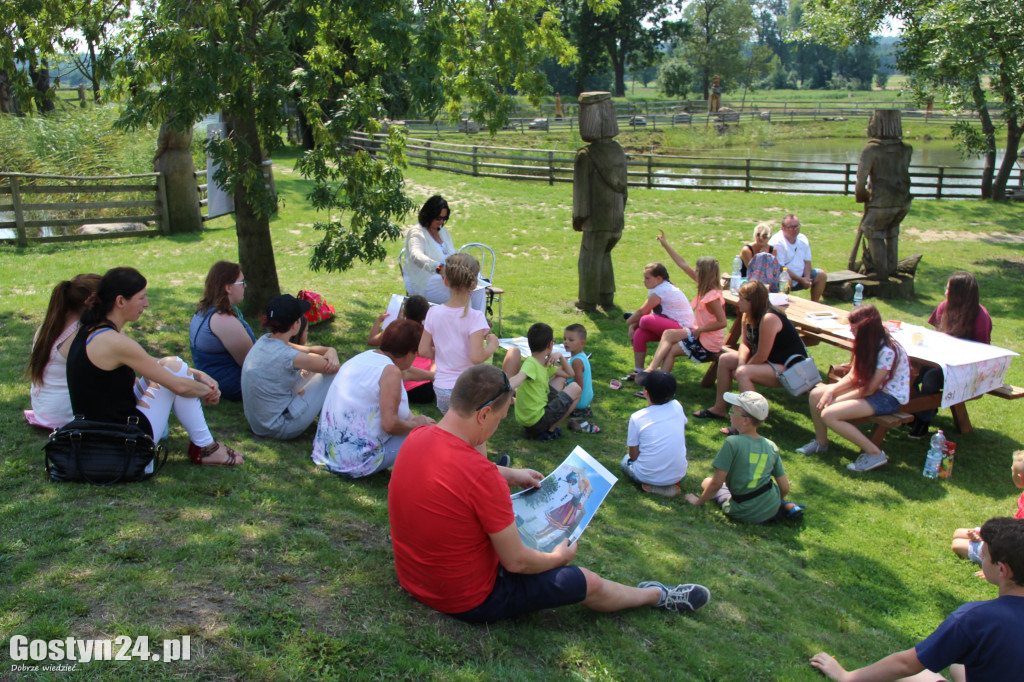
[
  {"left": 450, "top": 565, "right": 587, "bottom": 623},
  {"left": 968, "top": 539, "right": 984, "bottom": 566},
  {"left": 865, "top": 390, "right": 901, "bottom": 416},
  {"left": 790, "top": 268, "right": 823, "bottom": 291}
]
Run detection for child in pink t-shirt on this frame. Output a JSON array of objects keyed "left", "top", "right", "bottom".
[
  {"left": 952, "top": 450, "right": 1024, "bottom": 569},
  {"left": 419, "top": 253, "right": 498, "bottom": 414},
  {"left": 646, "top": 230, "right": 727, "bottom": 373}
]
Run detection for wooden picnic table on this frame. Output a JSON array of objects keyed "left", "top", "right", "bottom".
[{"left": 715, "top": 291, "right": 1023, "bottom": 444}]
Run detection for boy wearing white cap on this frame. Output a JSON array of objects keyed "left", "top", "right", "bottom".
[{"left": 684, "top": 391, "right": 804, "bottom": 523}]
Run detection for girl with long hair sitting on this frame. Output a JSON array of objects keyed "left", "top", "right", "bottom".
[
  {"left": 26, "top": 273, "right": 101, "bottom": 429},
  {"left": 66, "top": 267, "right": 243, "bottom": 466},
  {"left": 909, "top": 271, "right": 992, "bottom": 439},
  {"left": 189, "top": 261, "right": 256, "bottom": 402},
  {"left": 798, "top": 304, "right": 910, "bottom": 472}
]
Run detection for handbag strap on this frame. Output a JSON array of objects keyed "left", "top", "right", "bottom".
[
  {"left": 775, "top": 354, "right": 806, "bottom": 378},
  {"left": 71, "top": 427, "right": 134, "bottom": 487}
]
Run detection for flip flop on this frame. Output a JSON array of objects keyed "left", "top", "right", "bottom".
[
  {"left": 786, "top": 503, "right": 806, "bottom": 520},
  {"left": 634, "top": 390, "right": 646, "bottom": 399},
  {"left": 693, "top": 408, "right": 728, "bottom": 421},
  {"left": 719, "top": 427, "right": 739, "bottom": 436},
  {"left": 620, "top": 372, "right": 638, "bottom": 382}
]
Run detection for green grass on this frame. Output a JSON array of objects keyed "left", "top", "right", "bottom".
[{"left": 2, "top": 146, "right": 1024, "bottom": 679}]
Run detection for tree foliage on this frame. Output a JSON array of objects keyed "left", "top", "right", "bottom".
[
  {"left": 108, "top": 0, "right": 574, "bottom": 310},
  {"left": 802, "top": 0, "right": 1024, "bottom": 199},
  {"left": 678, "top": 0, "right": 756, "bottom": 100}
]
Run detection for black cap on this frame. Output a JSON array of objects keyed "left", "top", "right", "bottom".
[
  {"left": 635, "top": 370, "right": 677, "bottom": 404},
  {"left": 265, "top": 294, "right": 311, "bottom": 328}
]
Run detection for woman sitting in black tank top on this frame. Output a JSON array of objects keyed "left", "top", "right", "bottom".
[
  {"left": 693, "top": 280, "right": 808, "bottom": 427},
  {"left": 67, "top": 267, "right": 244, "bottom": 466}
]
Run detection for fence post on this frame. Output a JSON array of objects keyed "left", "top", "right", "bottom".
[
  {"left": 77, "top": 84, "right": 86, "bottom": 108},
  {"left": 647, "top": 155, "right": 653, "bottom": 189},
  {"left": 745, "top": 159, "right": 751, "bottom": 192},
  {"left": 426, "top": 141, "right": 433, "bottom": 170},
  {"left": 156, "top": 172, "right": 172, "bottom": 235},
  {"left": 473, "top": 147, "right": 479, "bottom": 177},
  {"left": 844, "top": 163, "right": 851, "bottom": 195},
  {"left": 548, "top": 151, "right": 554, "bottom": 186},
  {"left": 936, "top": 167, "right": 944, "bottom": 199},
  {"left": 10, "top": 175, "right": 27, "bottom": 247}
]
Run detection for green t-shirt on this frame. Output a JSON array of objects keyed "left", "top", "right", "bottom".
[
  {"left": 712, "top": 433, "right": 785, "bottom": 524},
  {"left": 514, "top": 355, "right": 558, "bottom": 427}
]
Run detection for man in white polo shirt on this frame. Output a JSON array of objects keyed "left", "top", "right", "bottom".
[{"left": 769, "top": 214, "right": 827, "bottom": 302}]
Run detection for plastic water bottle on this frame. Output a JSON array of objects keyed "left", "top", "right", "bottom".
[
  {"left": 923, "top": 429, "right": 947, "bottom": 479},
  {"left": 730, "top": 255, "right": 742, "bottom": 294},
  {"left": 853, "top": 282, "right": 864, "bottom": 308},
  {"left": 778, "top": 268, "right": 791, "bottom": 294}
]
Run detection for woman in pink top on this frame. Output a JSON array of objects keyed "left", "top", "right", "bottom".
[
  {"left": 367, "top": 294, "right": 436, "bottom": 403},
  {"left": 910, "top": 271, "right": 993, "bottom": 439},
  {"left": 646, "top": 230, "right": 727, "bottom": 372}
]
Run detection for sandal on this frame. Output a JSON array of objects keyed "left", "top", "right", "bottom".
[
  {"left": 693, "top": 408, "right": 728, "bottom": 421},
  {"left": 188, "top": 441, "right": 244, "bottom": 466},
  {"left": 719, "top": 427, "right": 739, "bottom": 436},
  {"left": 633, "top": 390, "right": 647, "bottom": 399},
  {"left": 569, "top": 419, "right": 601, "bottom": 434},
  {"left": 642, "top": 483, "right": 681, "bottom": 498},
  {"left": 620, "top": 372, "right": 638, "bottom": 383},
  {"left": 785, "top": 503, "right": 806, "bottom": 520}
]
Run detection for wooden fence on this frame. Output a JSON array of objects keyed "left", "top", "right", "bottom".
[
  {"left": 0, "top": 171, "right": 168, "bottom": 246},
  {"left": 349, "top": 132, "right": 1019, "bottom": 200}
]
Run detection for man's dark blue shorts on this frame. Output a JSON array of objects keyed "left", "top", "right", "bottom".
[{"left": 451, "top": 565, "right": 587, "bottom": 623}]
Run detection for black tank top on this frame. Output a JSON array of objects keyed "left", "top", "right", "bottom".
[
  {"left": 745, "top": 310, "right": 806, "bottom": 365},
  {"left": 67, "top": 322, "right": 151, "bottom": 434}
]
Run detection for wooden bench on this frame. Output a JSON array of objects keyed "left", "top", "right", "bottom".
[{"left": 847, "top": 411, "right": 915, "bottom": 447}]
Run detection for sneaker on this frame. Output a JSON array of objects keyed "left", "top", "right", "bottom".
[
  {"left": 846, "top": 451, "right": 888, "bottom": 472},
  {"left": 796, "top": 440, "right": 828, "bottom": 455},
  {"left": 638, "top": 581, "right": 710, "bottom": 612},
  {"left": 642, "top": 483, "right": 681, "bottom": 498},
  {"left": 494, "top": 454, "right": 511, "bottom": 467},
  {"left": 908, "top": 419, "right": 929, "bottom": 440}
]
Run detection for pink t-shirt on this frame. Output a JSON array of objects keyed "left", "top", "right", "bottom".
[
  {"left": 692, "top": 289, "right": 725, "bottom": 352},
  {"left": 403, "top": 355, "right": 433, "bottom": 392},
  {"left": 423, "top": 303, "right": 490, "bottom": 390},
  {"left": 928, "top": 301, "right": 992, "bottom": 344},
  {"left": 1016, "top": 490, "right": 1024, "bottom": 520}
]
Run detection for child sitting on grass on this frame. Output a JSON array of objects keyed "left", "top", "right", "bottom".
[
  {"left": 952, "top": 450, "right": 1024, "bottom": 571},
  {"left": 419, "top": 254, "right": 499, "bottom": 414},
  {"left": 562, "top": 323, "right": 599, "bottom": 433},
  {"left": 622, "top": 370, "right": 688, "bottom": 498},
  {"left": 503, "top": 322, "right": 581, "bottom": 441},
  {"left": 368, "top": 295, "right": 436, "bottom": 404},
  {"left": 684, "top": 391, "right": 805, "bottom": 523}
]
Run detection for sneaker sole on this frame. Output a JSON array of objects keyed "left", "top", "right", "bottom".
[{"left": 848, "top": 457, "right": 887, "bottom": 472}]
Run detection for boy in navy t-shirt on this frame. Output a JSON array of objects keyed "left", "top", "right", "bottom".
[{"left": 809, "top": 516, "right": 1024, "bottom": 682}]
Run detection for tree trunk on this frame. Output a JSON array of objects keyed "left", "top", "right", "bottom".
[
  {"left": 227, "top": 112, "right": 281, "bottom": 313},
  {"left": 971, "top": 79, "right": 996, "bottom": 199},
  {"left": 606, "top": 40, "right": 625, "bottom": 97},
  {"left": 89, "top": 43, "right": 101, "bottom": 102},
  {"left": 992, "top": 111, "right": 1021, "bottom": 201},
  {"left": 29, "top": 61, "right": 55, "bottom": 113},
  {"left": 295, "top": 102, "right": 315, "bottom": 151},
  {"left": 0, "top": 70, "right": 18, "bottom": 115}
]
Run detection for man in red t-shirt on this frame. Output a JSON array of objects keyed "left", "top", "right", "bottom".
[{"left": 388, "top": 364, "right": 710, "bottom": 622}]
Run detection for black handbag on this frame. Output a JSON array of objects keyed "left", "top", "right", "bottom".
[{"left": 44, "top": 417, "right": 167, "bottom": 485}]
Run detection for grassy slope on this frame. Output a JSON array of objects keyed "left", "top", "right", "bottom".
[{"left": 2, "top": 148, "right": 1024, "bottom": 680}]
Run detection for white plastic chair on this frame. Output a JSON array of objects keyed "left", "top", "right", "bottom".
[
  {"left": 458, "top": 242, "right": 504, "bottom": 334},
  {"left": 398, "top": 248, "right": 410, "bottom": 294}
]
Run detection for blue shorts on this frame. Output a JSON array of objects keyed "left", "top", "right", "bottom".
[
  {"left": 865, "top": 390, "right": 901, "bottom": 416},
  {"left": 790, "top": 268, "right": 824, "bottom": 291},
  {"left": 450, "top": 565, "right": 587, "bottom": 623}
]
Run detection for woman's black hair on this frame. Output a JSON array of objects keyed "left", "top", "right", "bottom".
[
  {"left": 417, "top": 195, "right": 450, "bottom": 227},
  {"left": 81, "top": 267, "right": 148, "bottom": 329}
]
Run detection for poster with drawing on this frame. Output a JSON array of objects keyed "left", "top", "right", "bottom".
[{"left": 511, "top": 446, "right": 617, "bottom": 553}]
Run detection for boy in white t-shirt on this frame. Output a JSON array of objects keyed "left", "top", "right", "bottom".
[{"left": 622, "top": 370, "right": 688, "bottom": 498}]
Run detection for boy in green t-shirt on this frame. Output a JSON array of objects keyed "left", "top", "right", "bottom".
[
  {"left": 684, "top": 391, "right": 804, "bottom": 523},
  {"left": 503, "top": 323, "right": 581, "bottom": 441}
]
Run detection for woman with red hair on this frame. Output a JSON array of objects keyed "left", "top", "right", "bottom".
[{"left": 798, "top": 304, "right": 910, "bottom": 472}]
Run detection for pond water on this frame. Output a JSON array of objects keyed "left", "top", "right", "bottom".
[{"left": 649, "top": 138, "right": 1021, "bottom": 197}]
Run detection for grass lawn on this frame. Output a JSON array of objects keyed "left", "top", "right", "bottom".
[{"left": 3, "top": 149, "right": 1024, "bottom": 680}]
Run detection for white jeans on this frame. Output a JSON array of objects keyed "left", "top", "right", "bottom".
[
  {"left": 134, "top": 357, "right": 214, "bottom": 447},
  {"left": 424, "top": 273, "right": 487, "bottom": 312}
]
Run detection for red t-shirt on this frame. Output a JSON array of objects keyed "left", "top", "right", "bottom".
[
  {"left": 928, "top": 301, "right": 992, "bottom": 344},
  {"left": 1016, "top": 491, "right": 1024, "bottom": 520},
  {"left": 388, "top": 425, "right": 515, "bottom": 613}
]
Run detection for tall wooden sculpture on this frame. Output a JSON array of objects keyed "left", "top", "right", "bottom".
[{"left": 573, "top": 92, "right": 628, "bottom": 310}]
